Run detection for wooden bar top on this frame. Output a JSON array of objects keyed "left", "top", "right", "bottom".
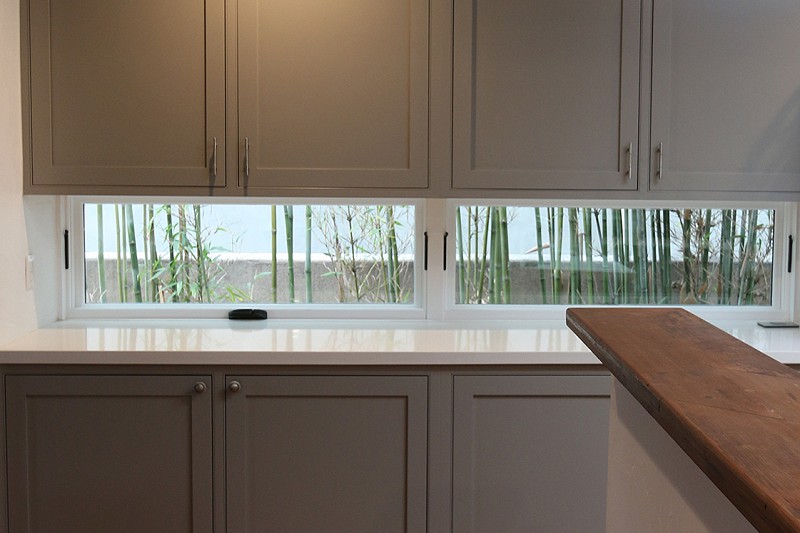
[{"left": 567, "top": 308, "right": 800, "bottom": 533}]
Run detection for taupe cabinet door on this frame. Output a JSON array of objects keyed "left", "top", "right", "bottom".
[
  {"left": 452, "top": 375, "right": 610, "bottom": 533},
  {"left": 25, "top": 0, "right": 225, "bottom": 189},
  {"left": 237, "top": 0, "right": 430, "bottom": 191},
  {"left": 6, "top": 375, "right": 213, "bottom": 533},
  {"left": 452, "top": 0, "right": 640, "bottom": 191},
  {"left": 225, "top": 375, "right": 427, "bottom": 532},
  {"left": 650, "top": 0, "right": 800, "bottom": 192}
]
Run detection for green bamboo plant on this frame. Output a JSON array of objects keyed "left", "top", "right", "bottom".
[
  {"left": 87, "top": 203, "right": 771, "bottom": 309},
  {"left": 454, "top": 206, "right": 773, "bottom": 307},
  {"left": 312, "top": 205, "right": 412, "bottom": 304}
]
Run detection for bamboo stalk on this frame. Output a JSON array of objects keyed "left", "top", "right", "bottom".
[
  {"left": 193, "top": 205, "right": 209, "bottom": 302},
  {"left": 568, "top": 208, "right": 581, "bottom": 304},
  {"left": 661, "top": 209, "right": 672, "bottom": 303},
  {"left": 96, "top": 205, "right": 107, "bottom": 303},
  {"left": 594, "top": 209, "right": 610, "bottom": 304},
  {"left": 463, "top": 206, "right": 480, "bottom": 303},
  {"left": 305, "top": 206, "right": 313, "bottom": 303},
  {"left": 499, "top": 207, "right": 511, "bottom": 303},
  {"left": 611, "top": 209, "right": 623, "bottom": 304},
  {"left": 488, "top": 208, "right": 498, "bottom": 303},
  {"left": 376, "top": 207, "right": 390, "bottom": 302},
  {"left": 699, "top": 209, "right": 712, "bottom": 300},
  {"left": 624, "top": 209, "right": 632, "bottom": 302},
  {"left": 455, "top": 207, "right": 466, "bottom": 303},
  {"left": 180, "top": 206, "right": 191, "bottom": 301},
  {"left": 738, "top": 210, "right": 759, "bottom": 305},
  {"left": 284, "top": 205, "right": 295, "bottom": 302},
  {"left": 582, "top": 208, "right": 595, "bottom": 304},
  {"left": 534, "top": 208, "right": 548, "bottom": 304},
  {"left": 648, "top": 209, "right": 658, "bottom": 303},
  {"left": 345, "top": 206, "right": 361, "bottom": 301},
  {"left": 386, "top": 206, "right": 399, "bottom": 303},
  {"left": 473, "top": 208, "right": 480, "bottom": 297},
  {"left": 271, "top": 205, "right": 278, "bottom": 303},
  {"left": 114, "top": 204, "right": 128, "bottom": 303},
  {"left": 631, "top": 210, "right": 641, "bottom": 302},
  {"left": 165, "top": 205, "right": 178, "bottom": 302},
  {"left": 680, "top": 209, "right": 696, "bottom": 304},
  {"left": 124, "top": 204, "right": 142, "bottom": 303},
  {"left": 548, "top": 208, "right": 557, "bottom": 303},
  {"left": 390, "top": 208, "right": 401, "bottom": 301},
  {"left": 719, "top": 209, "right": 733, "bottom": 304},
  {"left": 654, "top": 209, "right": 663, "bottom": 303},
  {"left": 147, "top": 205, "right": 159, "bottom": 302},
  {"left": 633, "top": 210, "right": 648, "bottom": 304},
  {"left": 141, "top": 206, "right": 149, "bottom": 302},
  {"left": 476, "top": 207, "right": 491, "bottom": 303}
]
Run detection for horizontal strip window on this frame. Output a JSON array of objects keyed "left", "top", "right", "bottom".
[
  {"left": 445, "top": 201, "right": 792, "bottom": 321},
  {"left": 69, "top": 199, "right": 422, "bottom": 319},
  {"left": 66, "top": 198, "right": 794, "bottom": 321}
]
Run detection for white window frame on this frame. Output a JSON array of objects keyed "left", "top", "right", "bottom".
[
  {"left": 63, "top": 196, "right": 427, "bottom": 320},
  {"left": 63, "top": 197, "right": 796, "bottom": 322},
  {"left": 441, "top": 199, "right": 796, "bottom": 323}
]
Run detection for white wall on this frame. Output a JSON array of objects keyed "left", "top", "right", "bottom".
[
  {"left": 606, "top": 382, "right": 756, "bottom": 533},
  {"left": 0, "top": 0, "right": 59, "bottom": 344}
]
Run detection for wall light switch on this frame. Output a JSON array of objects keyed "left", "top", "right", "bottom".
[{"left": 25, "top": 255, "right": 34, "bottom": 291}]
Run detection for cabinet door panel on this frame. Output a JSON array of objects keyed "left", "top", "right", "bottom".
[
  {"left": 27, "top": 0, "right": 225, "bottom": 188},
  {"left": 453, "top": 0, "right": 640, "bottom": 190},
  {"left": 452, "top": 375, "right": 610, "bottom": 533},
  {"left": 651, "top": 0, "right": 800, "bottom": 192},
  {"left": 226, "top": 375, "right": 427, "bottom": 533},
  {"left": 6, "top": 375, "right": 213, "bottom": 533},
  {"left": 238, "top": 0, "right": 429, "bottom": 190}
]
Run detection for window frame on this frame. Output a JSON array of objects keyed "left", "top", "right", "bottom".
[
  {"left": 63, "top": 197, "right": 796, "bottom": 323},
  {"left": 442, "top": 199, "right": 796, "bottom": 322},
  {"left": 63, "top": 196, "right": 427, "bottom": 320}
]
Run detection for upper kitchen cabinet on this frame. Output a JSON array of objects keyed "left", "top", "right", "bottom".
[
  {"left": 451, "top": 0, "right": 641, "bottom": 192},
  {"left": 23, "top": 0, "right": 226, "bottom": 193},
  {"left": 237, "top": 0, "right": 431, "bottom": 192},
  {"left": 650, "top": 0, "right": 800, "bottom": 193}
]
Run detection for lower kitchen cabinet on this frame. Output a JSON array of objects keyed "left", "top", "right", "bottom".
[
  {"left": 5, "top": 375, "right": 213, "bottom": 533},
  {"left": 2, "top": 369, "right": 610, "bottom": 533},
  {"left": 452, "top": 375, "right": 611, "bottom": 533},
  {"left": 224, "top": 375, "right": 428, "bottom": 533}
]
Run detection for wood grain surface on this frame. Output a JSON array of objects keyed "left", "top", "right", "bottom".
[{"left": 567, "top": 307, "right": 800, "bottom": 533}]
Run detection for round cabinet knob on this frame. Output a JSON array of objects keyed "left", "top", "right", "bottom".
[
  {"left": 228, "top": 381, "right": 242, "bottom": 393},
  {"left": 194, "top": 381, "right": 207, "bottom": 394}
]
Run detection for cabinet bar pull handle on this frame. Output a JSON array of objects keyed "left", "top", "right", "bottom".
[
  {"left": 229, "top": 381, "right": 241, "bottom": 393},
  {"left": 244, "top": 137, "right": 250, "bottom": 178},
  {"left": 626, "top": 142, "right": 633, "bottom": 179},
  {"left": 657, "top": 142, "right": 663, "bottom": 180},
  {"left": 211, "top": 137, "right": 218, "bottom": 178},
  {"left": 194, "top": 381, "right": 207, "bottom": 394}
]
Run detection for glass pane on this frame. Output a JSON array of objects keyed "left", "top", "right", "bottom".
[
  {"left": 454, "top": 207, "right": 774, "bottom": 306},
  {"left": 83, "top": 203, "right": 415, "bottom": 305}
]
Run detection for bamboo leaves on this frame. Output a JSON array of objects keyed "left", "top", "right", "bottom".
[{"left": 89, "top": 203, "right": 417, "bottom": 305}]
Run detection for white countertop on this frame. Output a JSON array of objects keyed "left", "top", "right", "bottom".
[{"left": 1, "top": 318, "right": 800, "bottom": 366}]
